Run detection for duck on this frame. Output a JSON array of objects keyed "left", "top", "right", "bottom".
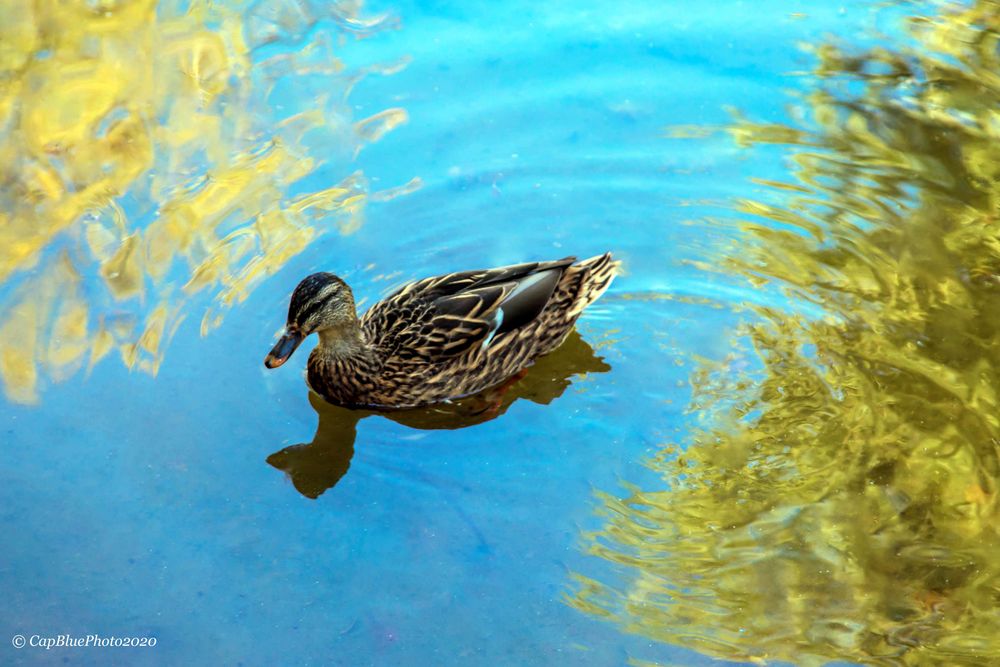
[{"left": 264, "top": 253, "right": 619, "bottom": 409}]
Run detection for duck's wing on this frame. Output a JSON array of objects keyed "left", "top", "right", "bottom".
[{"left": 364, "top": 258, "right": 576, "bottom": 362}]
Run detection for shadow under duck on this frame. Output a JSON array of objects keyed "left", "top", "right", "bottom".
[
  {"left": 264, "top": 253, "right": 618, "bottom": 409},
  {"left": 267, "top": 330, "right": 613, "bottom": 499}
]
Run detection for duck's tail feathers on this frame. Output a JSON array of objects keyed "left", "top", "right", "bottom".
[{"left": 568, "top": 252, "right": 619, "bottom": 317}]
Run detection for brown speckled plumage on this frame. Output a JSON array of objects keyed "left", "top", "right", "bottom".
[{"left": 265, "top": 253, "right": 619, "bottom": 409}]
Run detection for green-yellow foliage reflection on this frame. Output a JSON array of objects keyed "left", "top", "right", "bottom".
[
  {"left": 572, "top": 2, "right": 1000, "bottom": 664},
  {"left": 0, "top": 0, "right": 412, "bottom": 403}
]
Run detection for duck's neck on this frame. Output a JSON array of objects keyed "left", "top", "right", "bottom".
[
  {"left": 315, "top": 321, "right": 370, "bottom": 361},
  {"left": 308, "top": 321, "right": 378, "bottom": 406}
]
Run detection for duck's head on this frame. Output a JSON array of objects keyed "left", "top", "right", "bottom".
[{"left": 264, "top": 272, "right": 357, "bottom": 369}]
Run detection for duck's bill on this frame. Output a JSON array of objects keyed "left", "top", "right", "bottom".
[{"left": 264, "top": 331, "right": 304, "bottom": 369}]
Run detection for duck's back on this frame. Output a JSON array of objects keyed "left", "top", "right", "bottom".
[{"left": 348, "top": 253, "right": 618, "bottom": 408}]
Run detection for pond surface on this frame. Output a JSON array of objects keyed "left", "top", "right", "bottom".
[{"left": 4, "top": 0, "right": 1000, "bottom": 665}]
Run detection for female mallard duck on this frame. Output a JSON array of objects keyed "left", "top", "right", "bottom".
[{"left": 264, "top": 253, "right": 618, "bottom": 409}]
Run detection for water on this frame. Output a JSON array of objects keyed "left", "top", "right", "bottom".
[{"left": 4, "top": 0, "right": 1000, "bottom": 665}]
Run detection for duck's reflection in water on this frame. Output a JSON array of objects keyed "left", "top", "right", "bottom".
[{"left": 267, "top": 330, "right": 610, "bottom": 499}]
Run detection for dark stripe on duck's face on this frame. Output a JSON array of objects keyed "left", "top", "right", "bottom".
[{"left": 289, "top": 292, "right": 333, "bottom": 330}]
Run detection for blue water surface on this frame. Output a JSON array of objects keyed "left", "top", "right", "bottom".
[{"left": 2, "top": 1, "right": 879, "bottom": 665}]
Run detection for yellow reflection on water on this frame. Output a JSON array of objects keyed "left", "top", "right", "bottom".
[
  {"left": 0, "top": 0, "right": 411, "bottom": 403},
  {"left": 572, "top": 2, "right": 1000, "bottom": 664}
]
